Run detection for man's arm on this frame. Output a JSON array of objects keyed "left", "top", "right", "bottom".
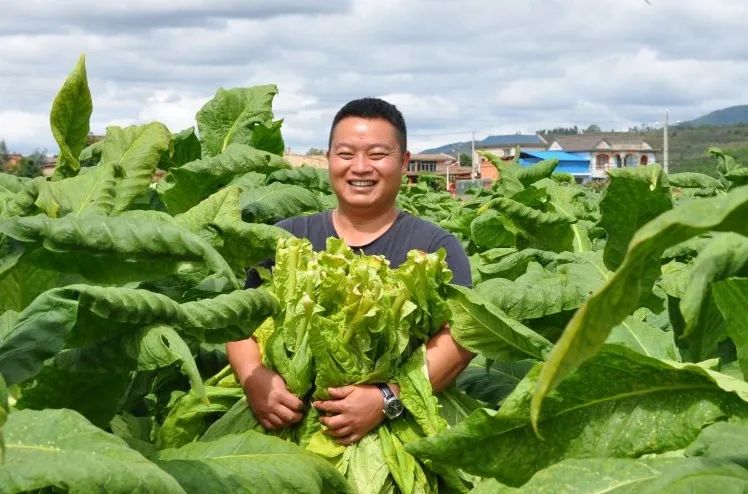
[
  {"left": 313, "top": 325, "right": 474, "bottom": 445},
  {"left": 226, "top": 338, "right": 305, "bottom": 430}
]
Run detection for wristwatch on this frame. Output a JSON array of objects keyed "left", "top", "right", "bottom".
[{"left": 376, "top": 383, "right": 404, "bottom": 419}]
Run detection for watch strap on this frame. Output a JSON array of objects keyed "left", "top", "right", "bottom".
[{"left": 376, "top": 383, "right": 395, "bottom": 400}]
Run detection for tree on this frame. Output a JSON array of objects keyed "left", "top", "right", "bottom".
[
  {"left": 306, "top": 147, "right": 325, "bottom": 156},
  {"left": 16, "top": 150, "right": 45, "bottom": 178},
  {"left": 459, "top": 153, "right": 471, "bottom": 167},
  {"left": 585, "top": 124, "right": 601, "bottom": 133},
  {"left": 0, "top": 140, "right": 8, "bottom": 167}
]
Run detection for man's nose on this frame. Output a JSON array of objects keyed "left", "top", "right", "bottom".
[{"left": 350, "top": 154, "right": 371, "bottom": 172}]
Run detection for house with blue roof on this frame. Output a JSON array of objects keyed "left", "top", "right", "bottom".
[
  {"left": 548, "top": 134, "right": 658, "bottom": 180},
  {"left": 476, "top": 133, "right": 547, "bottom": 158},
  {"left": 475, "top": 133, "right": 547, "bottom": 180}
]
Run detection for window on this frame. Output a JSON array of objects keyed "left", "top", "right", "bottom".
[
  {"left": 596, "top": 154, "right": 609, "bottom": 170},
  {"left": 418, "top": 161, "right": 436, "bottom": 172}
]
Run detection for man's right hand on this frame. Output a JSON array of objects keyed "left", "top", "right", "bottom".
[{"left": 243, "top": 365, "right": 305, "bottom": 430}]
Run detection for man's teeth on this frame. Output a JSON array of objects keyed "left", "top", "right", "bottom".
[{"left": 349, "top": 180, "right": 375, "bottom": 186}]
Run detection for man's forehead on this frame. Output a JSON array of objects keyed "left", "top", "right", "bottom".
[{"left": 331, "top": 118, "right": 399, "bottom": 145}]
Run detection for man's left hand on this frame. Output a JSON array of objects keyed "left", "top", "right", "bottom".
[{"left": 313, "top": 384, "right": 389, "bottom": 445}]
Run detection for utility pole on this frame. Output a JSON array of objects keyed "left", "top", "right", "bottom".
[
  {"left": 663, "top": 109, "right": 669, "bottom": 174},
  {"left": 471, "top": 131, "right": 477, "bottom": 178}
]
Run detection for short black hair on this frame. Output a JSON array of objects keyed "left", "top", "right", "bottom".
[{"left": 328, "top": 97, "right": 407, "bottom": 153}]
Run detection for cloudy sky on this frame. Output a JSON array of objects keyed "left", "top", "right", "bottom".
[{"left": 2, "top": 0, "right": 747, "bottom": 155}]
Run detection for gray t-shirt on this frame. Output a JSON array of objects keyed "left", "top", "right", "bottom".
[
  {"left": 246, "top": 210, "right": 471, "bottom": 288},
  {"left": 277, "top": 210, "right": 471, "bottom": 287}
]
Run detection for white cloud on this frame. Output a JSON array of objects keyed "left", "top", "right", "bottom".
[
  {"left": 1, "top": 0, "right": 748, "bottom": 154},
  {"left": 0, "top": 111, "right": 53, "bottom": 152}
]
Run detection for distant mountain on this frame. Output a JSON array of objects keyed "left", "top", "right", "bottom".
[
  {"left": 419, "top": 134, "right": 545, "bottom": 155},
  {"left": 418, "top": 141, "right": 472, "bottom": 155},
  {"left": 678, "top": 105, "right": 748, "bottom": 127}
]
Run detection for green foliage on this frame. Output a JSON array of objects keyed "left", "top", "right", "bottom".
[
  {"left": 50, "top": 55, "right": 92, "bottom": 178},
  {"left": 0, "top": 409, "right": 185, "bottom": 493},
  {"left": 262, "top": 237, "right": 460, "bottom": 491},
  {"left": 4, "top": 56, "right": 748, "bottom": 492}
]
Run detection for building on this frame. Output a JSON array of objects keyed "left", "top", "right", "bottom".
[
  {"left": 1, "top": 153, "right": 23, "bottom": 173},
  {"left": 474, "top": 134, "right": 547, "bottom": 160},
  {"left": 548, "top": 134, "right": 657, "bottom": 179},
  {"left": 518, "top": 150, "right": 590, "bottom": 181}
]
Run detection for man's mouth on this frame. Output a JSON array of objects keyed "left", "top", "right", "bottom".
[{"left": 348, "top": 180, "right": 376, "bottom": 187}]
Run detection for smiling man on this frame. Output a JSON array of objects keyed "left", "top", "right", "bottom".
[{"left": 227, "top": 97, "right": 473, "bottom": 445}]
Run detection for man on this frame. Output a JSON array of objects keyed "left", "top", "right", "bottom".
[{"left": 227, "top": 98, "right": 473, "bottom": 445}]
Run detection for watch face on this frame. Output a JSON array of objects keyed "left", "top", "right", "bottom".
[{"left": 385, "top": 398, "right": 404, "bottom": 418}]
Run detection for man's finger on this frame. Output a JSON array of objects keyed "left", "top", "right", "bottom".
[
  {"left": 261, "top": 413, "right": 282, "bottom": 430},
  {"left": 327, "top": 386, "right": 355, "bottom": 398},
  {"left": 323, "top": 424, "right": 352, "bottom": 438},
  {"left": 319, "top": 413, "right": 348, "bottom": 430},
  {"left": 279, "top": 391, "right": 305, "bottom": 412},
  {"left": 314, "top": 399, "right": 346, "bottom": 414},
  {"left": 275, "top": 406, "right": 304, "bottom": 425}
]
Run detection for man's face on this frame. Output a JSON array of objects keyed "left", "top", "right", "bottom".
[{"left": 328, "top": 117, "right": 409, "bottom": 214}]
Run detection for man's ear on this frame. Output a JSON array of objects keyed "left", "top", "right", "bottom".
[{"left": 401, "top": 150, "right": 411, "bottom": 171}]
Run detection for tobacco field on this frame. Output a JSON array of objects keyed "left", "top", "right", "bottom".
[{"left": 2, "top": 57, "right": 748, "bottom": 493}]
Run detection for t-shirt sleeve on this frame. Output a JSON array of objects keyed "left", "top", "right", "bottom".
[{"left": 433, "top": 234, "right": 472, "bottom": 288}]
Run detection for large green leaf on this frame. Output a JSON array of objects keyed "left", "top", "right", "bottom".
[
  {"left": 98, "top": 122, "right": 171, "bottom": 213},
  {"left": 200, "top": 398, "right": 261, "bottom": 442},
  {"left": 514, "top": 159, "right": 558, "bottom": 186},
  {"left": 17, "top": 324, "right": 205, "bottom": 427},
  {"left": 267, "top": 165, "right": 331, "bottom": 192},
  {"left": 473, "top": 254, "right": 607, "bottom": 320},
  {"left": 491, "top": 457, "right": 748, "bottom": 493},
  {"left": 174, "top": 186, "right": 290, "bottom": 273},
  {"left": 469, "top": 210, "right": 514, "bottom": 250},
  {"left": 0, "top": 285, "right": 277, "bottom": 385},
  {"left": 446, "top": 285, "right": 553, "bottom": 361},
  {"left": 531, "top": 185, "right": 748, "bottom": 430},
  {"left": 606, "top": 310, "right": 680, "bottom": 361},
  {"left": 669, "top": 171, "right": 723, "bottom": 193},
  {"left": 456, "top": 356, "right": 535, "bottom": 407},
  {"left": 35, "top": 162, "right": 120, "bottom": 217},
  {"left": 473, "top": 248, "right": 558, "bottom": 281},
  {"left": 154, "top": 431, "right": 352, "bottom": 493},
  {"left": 241, "top": 182, "right": 323, "bottom": 224},
  {"left": 599, "top": 164, "right": 672, "bottom": 271},
  {"left": 2, "top": 176, "right": 45, "bottom": 218},
  {"left": 680, "top": 233, "right": 748, "bottom": 338},
  {"left": 50, "top": 55, "right": 92, "bottom": 178},
  {"left": 0, "top": 259, "right": 62, "bottom": 312},
  {"left": 157, "top": 386, "right": 244, "bottom": 449},
  {"left": 196, "top": 85, "right": 281, "bottom": 157},
  {"left": 479, "top": 197, "right": 575, "bottom": 252},
  {"left": 16, "top": 359, "right": 131, "bottom": 428},
  {"left": 0, "top": 409, "right": 185, "bottom": 493},
  {"left": 539, "top": 180, "right": 599, "bottom": 252},
  {"left": 409, "top": 345, "right": 748, "bottom": 486},
  {"left": 685, "top": 420, "right": 748, "bottom": 466},
  {"left": 157, "top": 143, "right": 289, "bottom": 214},
  {"left": 159, "top": 127, "right": 202, "bottom": 170},
  {"left": 0, "top": 212, "right": 237, "bottom": 287},
  {"left": 0, "top": 373, "right": 6, "bottom": 463},
  {"left": 0, "top": 173, "right": 29, "bottom": 196},
  {"left": 713, "top": 278, "right": 748, "bottom": 380}
]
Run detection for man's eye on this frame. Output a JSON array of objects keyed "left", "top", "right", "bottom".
[
  {"left": 369, "top": 153, "right": 387, "bottom": 160},
  {"left": 338, "top": 153, "right": 354, "bottom": 159}
]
